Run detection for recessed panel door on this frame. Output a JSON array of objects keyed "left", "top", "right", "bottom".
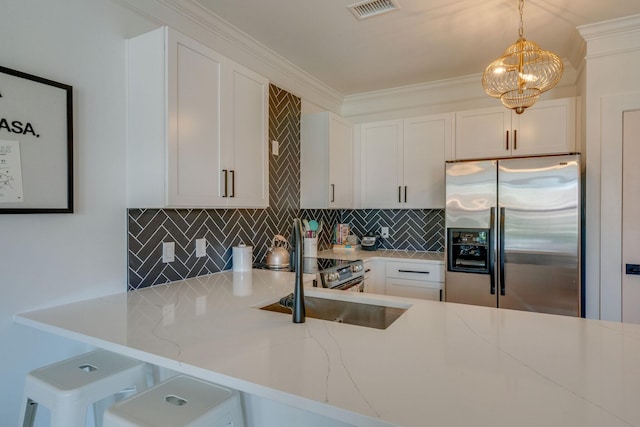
[{"left": 622, "top": 110, "right": 640, "bottom": 324}]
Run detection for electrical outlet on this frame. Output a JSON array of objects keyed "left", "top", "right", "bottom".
[
  {"left": 380, "top": 226, "right": 390, "bottom": 238},
  {"left": 162, "top": 241, "right": 175, "bottom": 263},
  {"left": 196, "top": 238, "right": 207, "bottom": 258},
  {"left": 271, "top": 140, "right": 279, "bottom": 156}
]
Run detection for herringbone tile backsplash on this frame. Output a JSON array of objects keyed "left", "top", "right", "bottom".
[
  {"left": 128, "top": 84, "right": 443, "bottom": 289},
  {"left": 341, "top": 209, "right": 444, "bottom": 252}
]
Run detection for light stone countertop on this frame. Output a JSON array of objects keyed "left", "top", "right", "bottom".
[
  {"left": 317, "top": 248, "right": 444, "bottom": 263},
  {"left": 14, "top": 269, "right": 640, "bottom": 427}
]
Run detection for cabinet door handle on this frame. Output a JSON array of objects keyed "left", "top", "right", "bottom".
[
  {"left": 398, "top": 269, "right": 430, "bottom": 274},
  {"left": 514, "top": 129, "right": 517, "bottom": 150},
  {"left": 230, "top": 170, "right": 235, "bottom": 198},
  {"left": 222, "top": 169, "right": 228, "bottom": 197},
  {"left": 398, "top": 186, "right": 401, "bottom": 203},
  {"left": 404, "top": 186, "right": 407, "bottom": 203},
  {"left": 499, "top": 207, "right": 506, "bottom": 296},
  {"left": 506, "top": 130, "right": 509, "bottom": 150},
  {"left": 331, "top": 184, "right": 335, "bottom": 203},
  {"left": 439, "top": 289, "right": 443, "bottom": 302}
]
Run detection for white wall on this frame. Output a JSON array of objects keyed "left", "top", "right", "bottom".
[
  {"left": 579, "top": 14, "right": 640, "bottom": 321},
  {"left": 0, "top": 1, "right": 155, "bottom": 424},
  {"left": 0, "top": 1, "right": 344, "bottom": 426}
]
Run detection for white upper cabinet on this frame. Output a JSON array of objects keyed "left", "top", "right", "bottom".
[
  {"left": 360, "top": 120, "right": 402, "bottom": 209},
  {"left": 360, "top": 113, "right": 452, "bottom": 209},
  {"left": 455, "top": 97, "right": 576, "bottom": 160},
  {"left": 127, "top": 26, "right": 268, "bottom": 208},
  {"left": 301, "top": 112, "right": 353, "bottom": 209},
  {"left": 403, "top": 115, "right": 449, "bottom": 209},
  {"left": 223, "top": 62, "right": 269, "bottom": 207}
]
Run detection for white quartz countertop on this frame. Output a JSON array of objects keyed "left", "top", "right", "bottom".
[
  {"left": 15, "top": 269, "right": 640, "bottom": 427},
  {"left": 317, "top": 249, "right": 444, "bottom": 263}
]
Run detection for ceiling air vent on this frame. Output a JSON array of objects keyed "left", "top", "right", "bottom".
[{"left": 347, "top": 0, "right": 400, "bottom": 20}]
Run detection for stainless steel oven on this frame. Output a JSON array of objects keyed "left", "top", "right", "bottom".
[
  {"left": 256, "top": 258, "right": 365, "bottom": 292},
  {"left": 311, "top": 258, "right": 365, "bottom": 292}
]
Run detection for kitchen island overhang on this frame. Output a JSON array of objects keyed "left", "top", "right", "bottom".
[{"left": 14, "top": 269, "right": 640, "bottom": 427}]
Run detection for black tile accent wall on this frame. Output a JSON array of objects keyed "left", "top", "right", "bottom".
[
  {"left": 341, "top": 209, "right": 444, "bottom": 252},
  {"left": 128, "top": 85, "right": 305, "bottom": 289},
  {"left": 127, "top": 85, "right": 444, "bottom": 289}
]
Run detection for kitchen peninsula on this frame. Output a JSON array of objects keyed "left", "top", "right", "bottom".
[{"left": 15, "top": 269, "right": 640, "bottom": 427}]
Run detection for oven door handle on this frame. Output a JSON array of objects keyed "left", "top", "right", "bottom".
[{"left": 333, "top": 276, "right": 364, "bottom": 292}]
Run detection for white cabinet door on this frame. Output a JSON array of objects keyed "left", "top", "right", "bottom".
[
  {"left": 455, "top": 98, "right": 576, "bottom": 160},
  {"left": 300, "top": 111, "right": 353, "bottom": 209},
  {"left": 511, "top": 98, "right": 576, "bottom": 156},
  {"left": 403, "top": 114, "right": 450, "bottom": 209},
  {"left": 365, "top": 260, "right": 386, "bottom": 294},
  {"left": 224, "top": 61, "right": 269, "bottom": 208},
  {"left": 328, "top": 115, "right": 353, "bottom": 208},
  {"left": 360, "top": 120, "right": 403, "bottom": 208},
  {"left": 127, "top": 26, "right": 269, "bottom": 208},
  {"left": 386, "top": 278, "right": 442, "bottom": 301},
  {"left": 360, "top": 114, "right": 450, "bottom": 209},
  {"left": 167, "top": 29, "right": 224, "bottom": 206},
  {"left": 455, "top": 107, "right": 511, "bottom": 160}
]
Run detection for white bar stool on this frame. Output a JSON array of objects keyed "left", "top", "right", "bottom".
[
  {"left": 103, "top": 375, "right": 245, "bottom": 427},
  {"left": 19, "top": 349, "right": 148, "bottom": 427}
]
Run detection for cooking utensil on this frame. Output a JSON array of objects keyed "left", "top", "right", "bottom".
[
  {"left": 265, "top": 235, "right": 290, "bottom": 269},
  {"left": 308, "top": 220, "right": 319, "bottom": 232},
  {"left": 303, "top": 219, "right": 311, "bottom": 232}
]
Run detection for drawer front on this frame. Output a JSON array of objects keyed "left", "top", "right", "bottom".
[
  {"left": 386, "top": 261, "right": 444, "bottom": 282},
  {"left": 386, "top": 278, "right": 442, "bottom": 301}
]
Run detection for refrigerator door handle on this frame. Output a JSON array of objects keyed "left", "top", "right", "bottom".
[
  {"left": 489, "top": 207, "right": 496, "bottom": 295},
  {"left": 499, "top": 207, "right": 506, "bottom": 296}
]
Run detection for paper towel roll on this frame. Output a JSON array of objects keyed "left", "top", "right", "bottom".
[
  {"left": 233, "top": 271, "right": 253, "bottom": 296},
  {"left": 232, "top": 243, "right": 252, "bottom": 272}
]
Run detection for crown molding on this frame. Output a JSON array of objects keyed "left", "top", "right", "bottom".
[
  {"left": 578, "top": 13, "right": 640, "bottom": 41},
  {"left": 116, "top": 0, "right": 344, "bottom": 111},
  {"left": 342, "top": 64, "right": 577, "bottom": 119},
  {"left": 117, "top": 0, "right": 581, "bottom": 118}
]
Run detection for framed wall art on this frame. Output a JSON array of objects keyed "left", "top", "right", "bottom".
[{"left": 0, "top": 65, "right": 73, "bottom": 213}]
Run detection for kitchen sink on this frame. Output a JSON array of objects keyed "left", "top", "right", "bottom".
[{"left": 259, "top": 294, "right": 409, "bottom": 330}]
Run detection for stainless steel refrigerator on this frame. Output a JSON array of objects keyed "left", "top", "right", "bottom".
[{"left": 445, "top": 154, "right": 581, "bottom": 316}]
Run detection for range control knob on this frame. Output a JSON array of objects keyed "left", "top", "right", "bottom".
[{"left": 352, "top": 264, "right": 362, "bottom": 272}]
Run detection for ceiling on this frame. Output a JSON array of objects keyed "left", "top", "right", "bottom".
[{"left": 181, "top": 0, "right": 640, "bottom": 95}]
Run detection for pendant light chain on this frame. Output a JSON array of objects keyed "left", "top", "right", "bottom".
[
  {"left": 518, "top": 0, "right": 524, "bottom": 39},
  {"left": 481, "top": 0, "right": 563, "bottom": 114}
]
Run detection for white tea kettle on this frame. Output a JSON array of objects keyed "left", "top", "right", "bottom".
[{"left": 265, "top": 235, "right": 290, "bottom": 269}]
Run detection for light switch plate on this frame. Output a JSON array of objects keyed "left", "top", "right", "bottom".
[
  {"left": 162, "top": 241, "right": 175, "bottom": 263},
  {"left": 196, "top": 238, "right": 206, "bottom": 258}
]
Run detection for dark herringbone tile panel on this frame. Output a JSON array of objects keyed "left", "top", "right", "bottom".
[
  {"left": 128, "top": 84, "right": 307, "bottom": 289},
  {"left": 341, "top": 209, "right": 444, "bottom": 252},
  {"left": 300, "top": 209, "right": 340, "bottom": 251},
  {"left": 128, "top": 83, "right": 444, "bottom": 289}
]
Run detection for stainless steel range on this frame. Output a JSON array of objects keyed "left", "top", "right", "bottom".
[
  {"left": 255, "top": 258, "right": 365, "bottom": 292},
  {"left": 306, "top": 258, "right": 365, "bottom": 292}
]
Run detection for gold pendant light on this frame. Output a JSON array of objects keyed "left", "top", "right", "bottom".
[{"left": 482, "top": 0, "right": 563, "bottom": 114}]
